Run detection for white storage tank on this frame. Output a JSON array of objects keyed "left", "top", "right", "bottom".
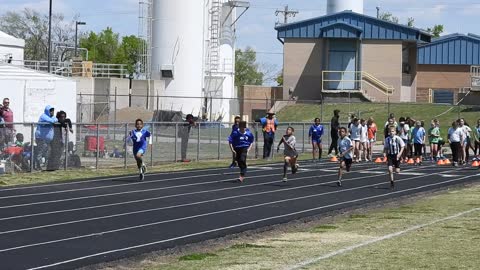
[
  {"left": 151, "top": 0, "right": 206, "bottom": 116},
  {"left": 327, "top": 0, "right": 363, "bottom": 15}
]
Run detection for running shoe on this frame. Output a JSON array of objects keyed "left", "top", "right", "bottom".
[
  {"left": 337, "top": 179, "right": 342, "bottom": 187},
  {"left": 292, "top": 164, "right": 299, "bottom": 174},
  {"left": 229, "top": 162, "right": 236, "bottom": 169},
  {"left": 139, "top": 168, "right": 145, "bottom": 181},
  {"left": 282, "top": 175, "right": 288, "bottom": 182},
  {"left": 141, "top": 164, "right": 147, "bottom": 174},
  {"left": 238, "top": 176, "right": 244, "bottom": 183}
]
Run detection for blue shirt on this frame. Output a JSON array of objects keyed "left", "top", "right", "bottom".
[
  {"left": 309, "top": 124, "right": 324, "bottom": 140},
  {"left": 411, "top": 127, "right": 426, "bottom": 144},
  {"left": 130, "top": 128, "right": 151, "bottom": 153},
  {"left": 338, "top": 136, "right": 353, "bottom": 159},
  {"left": 228, "top": 129, "right": 254, "bottom": 149}
]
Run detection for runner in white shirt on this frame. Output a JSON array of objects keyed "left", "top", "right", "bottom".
[
  {"left": 349, "top": 118, "right": 361, "bottom": 162},
  {"left": 448, "top": 121, "right": 464, "bottom": 166},
  {"left": 359, "top": 119, "right": 368, "bottom": 162}
]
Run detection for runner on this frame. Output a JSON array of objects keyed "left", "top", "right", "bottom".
[
  {"left": 383, "top": 126, "right": 405, "bottom": 189},
  {"left": 474, "top": 119, "right": 480, "bottom": 160},
  {"left": 350, "top": 118, "right": 361, "bottom": 162},
  {"left": 411, "top": 120, "right": 426, "bottom": 165},
  {"left": 337, "top": 127, "right": 354, "bottom": 187},
  {"left": 277, "top": 127, "right": 299, "bottom": 182},
  {"left": 228, "top": 121, "right": 254, "bottom": 183},
  {"left": 229, "top": 116, "right": 241, "bottom": 169},
  {"left": 129, "top": 119, "right": 151, "bottom": 181},
  {"left": 308, "top": 118, "right": 324, "bottom": 162},
  {"left": 359, "top": 119, "right": 368, "bottom": 162},
  {"left": 397, "top": 117, "right": 410, "bottom": 162},
  {"left": 366, "top": 117, "right": 377, "bottom": 161}
]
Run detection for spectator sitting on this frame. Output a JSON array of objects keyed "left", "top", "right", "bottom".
[{"left": 15, "top": 133, "right": 24, "bottom": 147}]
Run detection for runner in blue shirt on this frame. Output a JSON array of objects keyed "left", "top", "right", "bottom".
[
  {"left": 229, "top": 116, "right": 242, "bottom": 169},
  {"left": 411, "top": 121, "right": 426, "bottom": 165},
  {"left": 228, "top": 121, "right": 254, "bottom": 183},
  {"left": 309, "top": 118, "right": 324, "bottom": 162},
  {"left": 130, "top": 119, "right": 151, "bottom": 181}
]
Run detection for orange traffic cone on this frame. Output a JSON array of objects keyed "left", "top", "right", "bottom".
[
  {"left": 472, "top": 160, "right": 480, "bottom": 167},
  {"left": 444, "top": 159, "right": 451, "bottom": 165},
  {"left": 330, "top": 156, "right": 338, "bottom": 162},
  {"left": 375, "top": 157, "right": 383, "bottom": 163},
  {"left": 437, "top": 159, "right": 445, "bottom": 165},
  {"left": 407, "top": 158, "right": 415, "bottom": 164}
]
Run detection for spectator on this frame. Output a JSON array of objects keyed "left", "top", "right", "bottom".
[
  {"left": 15, "top": 133, "right": 24, "bottom": 147},
  {"left": 328, "top": 109, "right": 340, "bottom": 157},
  {"left": 260, "top": 112, "right": 278, "bottom": 159},
  {"left": 47, "top": 111, "right": 73, "bottom": 171},
  {"left": 34, "top": 105, "right": 57, "bottom": 171},
  {"left": 0, "top": 98, "right": 14, "bottom": 148},
  {"left": 179, "top": 114, "right": 196, "bottom": 162}
]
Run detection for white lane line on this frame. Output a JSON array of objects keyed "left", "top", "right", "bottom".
[
  {"left": 0, "top": 167, "right": 462, "bottom": 253},
  {"left": 0, "top": 162, "right": 379, "bottom": 210},
  {"left": 24, "top": 173, "right": 478, "bottom": 270},
  {"left": 285, "top": 207, "right": 480, "bottom": 270},
  {"left": 0, "top": 163, "right": 387, "bottom": 219},
  {"left": 0, "top": 161, "right": 335, "bottom": 198},
  {"left": 0, "top": 160, "right": 312, "bottom": 192},
  {"left": 398, "top": 172, "right": 426, "bottom": 176},
  {"left": 0, "top": 170, "right": 395, "bottom": 235}
]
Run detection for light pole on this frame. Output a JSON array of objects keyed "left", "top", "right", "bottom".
[
  {"left": 47, "top": 0, "right": 52, "bottom": 73},
  {"left": 75, "top": 21, "right": 86, "bottom": 57}
]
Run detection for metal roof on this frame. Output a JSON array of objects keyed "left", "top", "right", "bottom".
[
  {"left": 275, "top": 11, "right": 431, "bottom": 42},
  {"left": 418, "top": 33, "right": 480, "bottom": 65},
  {"left": 0, "top": 64, "right": 71, "bottom": 81}
]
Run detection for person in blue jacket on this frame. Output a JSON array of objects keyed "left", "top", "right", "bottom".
[
  {"left": 130, "top": 118, "right": 151, "bottom": 181},
  {"left": 309, "top": 117, "right": 324, "bottom": 161},
  {"left": 34, "top": 105, "right": 57, "bottom": 170},
  {"left": 229, "top": 116, "right": 242, "bottom": 169},
  {"left": 228, "top": 121, "right": 254, "bottom": 183}
]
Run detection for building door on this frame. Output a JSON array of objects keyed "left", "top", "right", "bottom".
[{"left": 327, "top": 51, "right": 357, "bottom": 90}]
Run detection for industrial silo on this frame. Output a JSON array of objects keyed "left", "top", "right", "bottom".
[
  {"left": 151, "top": 0, "right": 206, "bottom": 116},
  {"left": 327, "top": 0, "right": 363, "bottom": 15}
]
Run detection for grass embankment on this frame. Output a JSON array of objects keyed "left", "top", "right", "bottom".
[
  {"left": 139, "top": 184, "right": 480, "bottom": 270},
  {"left": 277, "top": 103, "right": 479, "bottom": 135}
]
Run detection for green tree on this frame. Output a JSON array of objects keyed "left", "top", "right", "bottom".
[
  {"left": 113, "top": 35, "right": 143, "bottom": 74},
  {"left": 427, "top": 25, "right": 444, "bottom": 38},
  {"left": 235, "top": 47, "right": 263, "bottom": 86},
  {"left": 379, "top": 12, "right": 399, "bottom": 23},
  {"left": 407, "top": 17, "right": 415, "bottom": 27},
  {"left": 0, "top": 9, "right": 77, "bottom": 61},
  {"left": 276, "top": 70, "right": 283, "bottom": 86}
]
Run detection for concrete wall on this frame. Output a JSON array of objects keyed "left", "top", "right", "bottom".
[
  {"left": 416, "top": 65, "right": 471, "bottom": 103},
  {"left": 283, "top": 38, "right": 325, "bottom": 101},
  {"left": 75, "top": 78, "right": 94, "bottom": 123},
  {"left": 361, "top": 40, "right": 402, "bottom": 102},
  {"left": 239, "top": 85, "right": 283, "bottom": 122}
]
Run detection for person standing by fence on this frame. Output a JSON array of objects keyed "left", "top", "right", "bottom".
[
  {"left": 260, "top": 112, "right": 278, "bottom": 159},
  {"left": 448, "top": 120, "right": 464, "bottom": 167},
  {"left": 46, "top": 111, "right": 73, "bottom": 171},
  {"left": 179, "top": 114, "right": 196, "bottom": 162},
  {"left": 0, "top": 98, "right": 14, "bottom": 149},
  {"left": 328, "top": 109, "right": 340, "bottom": 157},
  {"left": 34, "top": 105, "right": 57, "bottom": 170}
]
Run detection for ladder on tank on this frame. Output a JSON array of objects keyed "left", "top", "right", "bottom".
[{"left": 209, "top": 0, "right": 221, "bottom": 73}]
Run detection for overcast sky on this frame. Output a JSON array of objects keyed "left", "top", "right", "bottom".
[{"left": 2, "top": 0, "right": 480, "bottom": 82}]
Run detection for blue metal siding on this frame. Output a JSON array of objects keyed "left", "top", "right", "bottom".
[
  {"left": 276, "top": 11, "right": 429, "bottom": 41},
  {"left": 418, "top": 35, "right": 480, "bottom": 65}
]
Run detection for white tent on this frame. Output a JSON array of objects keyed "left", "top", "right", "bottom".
[
  {"left": 0, "top": 30, "right": 25, "bottom": 62},
  {"left": 0, "top": 64, "right": 76, "bottom": 144}
]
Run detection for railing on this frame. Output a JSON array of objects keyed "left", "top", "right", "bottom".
[
  {"left": 321, "top": 71, "right": 394, "bottom": 102},
  {"left": 1, "top": 59, "right": 128, "bottom": 78}
]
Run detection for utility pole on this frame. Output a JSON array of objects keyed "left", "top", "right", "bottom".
[
  {"left": 376, "top": 6, "right": 380, "bottom": 18},
  {"left": 47, "top": 0, "right": 52, "bottom": 73},
  {"left": 275, "top": 5, "right": 298, "bottom": 24}
]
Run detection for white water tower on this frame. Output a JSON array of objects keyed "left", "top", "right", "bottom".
[{"left": 327, "top": 0, "right": 364, "bottom": 15}]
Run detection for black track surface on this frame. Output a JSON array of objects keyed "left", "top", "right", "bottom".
[{"left": 0, "top": 160, "right": 478, "bottom": 270}]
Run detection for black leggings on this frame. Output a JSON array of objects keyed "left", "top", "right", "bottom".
[
  {"left": 450, "top": 142, "right": 461, "bottom": 163},
  {"left": 235, "top": 147, "right": 248, "bottom": 176},
  {"left": 328, "top": 130, "right": 339, "bottom": 154},
  {"left": 475, "top": 141, "right": 480, "bottom": 156}
]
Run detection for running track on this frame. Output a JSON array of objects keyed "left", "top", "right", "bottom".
[{"left": 0, "top": 161, "right": 478, "bottom": 269}]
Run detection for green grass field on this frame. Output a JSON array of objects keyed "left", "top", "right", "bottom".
[
  {"left": 130, "top": 184, "right": 480, "bottom": 270},
  {"left": 277, "top": 103, "right": 479, "bottom": 137}
]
